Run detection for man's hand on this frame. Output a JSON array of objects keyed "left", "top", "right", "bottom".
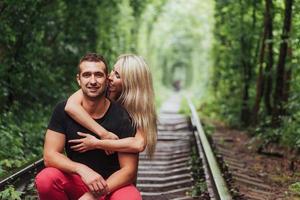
[{"left": 76, "top": 164, "right": 108, "bottom": 195}]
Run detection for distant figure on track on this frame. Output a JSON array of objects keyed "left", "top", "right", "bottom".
[
  {"left": 35, "top": 53, "right": 157, "bottom": 200},
  {"left": 172, "top": 80, "right": 181, "bottom": 91}
]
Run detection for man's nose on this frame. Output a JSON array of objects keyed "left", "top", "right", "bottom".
[{"left": 90, "top": 75, "right": 97, "bottom": 84}]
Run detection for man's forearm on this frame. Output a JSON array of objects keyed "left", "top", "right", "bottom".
[
  {"left": 106, "top": 167, "right": 137, "bottom": 193},
  {"left": 44, "top": 151, "right": 81, "bottom": 174},
  {"left": 105, "top": 151, "right": 138, "bottom": 193}
]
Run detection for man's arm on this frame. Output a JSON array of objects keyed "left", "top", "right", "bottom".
[
  {"left": 43, "top": 129, "right": 108, "bottom": 194},
  {"left": 105, "top": 152, "right": 138, "bottom": 193}
]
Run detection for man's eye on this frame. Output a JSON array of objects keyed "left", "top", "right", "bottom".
[
  {"left": 82, "top": 73, "right": 90, "bottom": 77},
  {"left": 95, "top": 73, "right": 103, "bottom": 78}
]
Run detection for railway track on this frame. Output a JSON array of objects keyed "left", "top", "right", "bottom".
[
  {"left": 137, "top": 95, "right": 195, "bottom": 199},
  {"left": 211, "top": 129, "right": 277, "bottom": 200},
  {"left": 2, "top": 94, "right": 257, "bottom": 200},
  {"left": 137, "top": 112, "right": 195, "bottom": 199},
  {"left": 137, "top": 95, "right": 231, "bottom": 200},
  {"left": 0, "top": 159, "right": 43, "bottom": 199}
]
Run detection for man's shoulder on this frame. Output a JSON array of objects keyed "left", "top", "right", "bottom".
[
  {"left": 107, "top": 101, "right": 132, "bottom": 122},
  {"left": 55, "top": 100, "right": 67, "bottom": 109},
  {"left": 109, "top": 101, "right": 128, "bottom": 114},
  {"left": 108, "top": 101, "right": 136, "bottom": 138},
  {"left": 51, "top": 100, "right": 67, "bottom": 116},
  {"left": 47, "top": 100, "right": 68, "bottom": 134}
]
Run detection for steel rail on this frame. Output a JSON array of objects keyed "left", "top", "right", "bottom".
[
  {"left": 0, "top": 158, "right": 44, "bottom": 191},
  {"left": 187, "top": 97, "right": 232, "bottom": 200}
]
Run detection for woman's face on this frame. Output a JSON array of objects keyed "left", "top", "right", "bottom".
[{"left": 108, "top": 61, "right": 123, "bottom": 97}]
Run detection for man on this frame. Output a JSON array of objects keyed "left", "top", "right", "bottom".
[{"left": 35, "top": 53, "right": 141, "bottom": 200}]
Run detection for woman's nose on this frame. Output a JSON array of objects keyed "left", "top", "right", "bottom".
[{"left": 108, "top": 72, "right": 114, "bottom": 81}]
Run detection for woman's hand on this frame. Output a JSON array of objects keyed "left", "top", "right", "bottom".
[
  {"left": 100, "top": 132, "right": 118, "bottom": 155},
  {"left": 69, "top": 132, "right": 115, "bottom": 155},
  {"left": 69, "top": 132, "right": 98, "bottom": 153},
  {"left": 101, "top": 131, "right": 119, "bottom": 140}
]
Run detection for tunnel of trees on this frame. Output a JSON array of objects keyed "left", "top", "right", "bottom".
[{"left": 0, "top": 0, "right": 300, "bottom": 196}]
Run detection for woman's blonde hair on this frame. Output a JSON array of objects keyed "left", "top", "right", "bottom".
[{"left": 116, "top": 54, "right": 157, "bottom": 157}]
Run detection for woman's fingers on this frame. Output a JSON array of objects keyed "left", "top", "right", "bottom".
[
  {"left": 69, "top": 132, "right": 95, "bottom": 153},
  {"left": 77, "top": 132, "right": 88, "bottom": 137},
  {"left": 70, "top": 142, "right": 88, "bottom": 153},
  {"left": 105, "top": 150, "right": 114, "bottom": 155},
  {"left": 70, "top": 143, "right": 82, "bottom": 149},
  {"left": 72, "top": 147, "right": 87, "bottom": 153},
  {"left": 68, "top": 139, "right": 82, "bottom": 144},
  {"left": 69, "top": 132, "right": 88, "bottom": 144}
]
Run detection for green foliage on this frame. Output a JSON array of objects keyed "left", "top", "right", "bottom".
[
  {"left": 209, "top": 0, "right": 300, "bottom": 149},
  {"left": 201, "top": 121, "right": 215, "bottom": 137},
  {"left": 96, "top": 0, "right": 143, "bottom": 65},
  {"left": 255, "top": 117, "right": 281, "bottom": 145},
  {"left": 289, "top": 182, "right": 300, "bottom": 195},
  {"left": 280, "top": 115, "right": 300, "bottom": 148},
  {"left": 255, "top": 78, "right": 300, "bottom": 149},
  {"left": 0, "top": 0, "right": 162, "bottom": 180},
  {"left": 212, "top": 0, "right": 263, "bottom": 126},
  {"left": 137, "top": 0, "right": 213, "bottom": 91},
  {"left": 179, "top": 97, "right": 190, "bottom": 116},
  {"left": 154, "top": 87, "right": 172, "bottom": 110},
  {"left": 0, "top": 185, "right": 21, "bottom": 200},
  {"left": 279, "top": 65, "right": 300, "bottom": 148},
  {"left": 0, "top": 0, "right": 100, "bottom": 110},
  {"left": 188, "top": 146, "right": 207, "bottom": 197},
  {"left": 0, "top": 103, "right": 49, "bottom": 176}
]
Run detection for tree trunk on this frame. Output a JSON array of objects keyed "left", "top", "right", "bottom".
[
  {"left": 283, "top": 48, "right": 292, "bottom": 103},
  {"left": 252, "top": 0, "right": 270, "bottom": 123},
  {"left": 240, "top": 0, "right": 251, "bottom": 125},
  {"left": 273, "top": 0, "right": 293, "bottom": 125},
  {"left": 264, "top": 0, "right": 273, "bottom": 115}
]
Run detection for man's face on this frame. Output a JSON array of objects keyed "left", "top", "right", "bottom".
[{"left": 77, "top": 61, "right": 107, "bottom": 99}]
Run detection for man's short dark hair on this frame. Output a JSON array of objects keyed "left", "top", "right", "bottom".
[{"left": 78, "top": 53, "right": 108, "bottom": 74}]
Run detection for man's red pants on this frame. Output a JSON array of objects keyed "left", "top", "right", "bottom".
[{"left": 35, "top": 167, "right": 142, "bottom": 200}]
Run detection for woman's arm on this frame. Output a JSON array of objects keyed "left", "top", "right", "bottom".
[
  {"left": 96, "top": 129, "right": 146, "bottom": 152},
  {"left": 66, "top": 90, "right": 146, "bottom": 153},
  {"left": 65, "top": 90, "right": 117, "bottom": 139},
  {"left": 69, "top": 129, "right": 146, "bottom": 153}
]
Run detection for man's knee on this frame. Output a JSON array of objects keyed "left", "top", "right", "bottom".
[
  {"left": 109, "top": 185, "right": 142, "bottom": 200},
  {"left": 35, "top": 167, "right": 63, "bottom": 193}
]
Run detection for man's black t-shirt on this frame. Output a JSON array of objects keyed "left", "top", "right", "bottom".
[{"left": 47, "top": 100, "right": 135, "bottom": 179}]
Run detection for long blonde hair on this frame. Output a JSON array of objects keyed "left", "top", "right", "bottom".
[{"left": 116, "top": 54, "right": 157, "bottom": 157}]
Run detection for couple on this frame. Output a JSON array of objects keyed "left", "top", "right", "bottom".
[{"left": 35, "top": 53, "right": 157, "bottom": 200}]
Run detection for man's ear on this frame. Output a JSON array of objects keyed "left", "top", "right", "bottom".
[{"left": 76, "top": 74, "right": 81, "bottom": 86}]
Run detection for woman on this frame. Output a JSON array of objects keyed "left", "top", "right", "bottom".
[{"left": 65, "top": 54, "right": 157, "bottom": 158}]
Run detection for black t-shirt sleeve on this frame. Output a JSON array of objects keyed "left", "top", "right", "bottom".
[
  {"left": 47, "top": 101, "right": 67, "bottom": 134},
  {"left": 118, "top": 110, "right": 136, "bottom": 139}
]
